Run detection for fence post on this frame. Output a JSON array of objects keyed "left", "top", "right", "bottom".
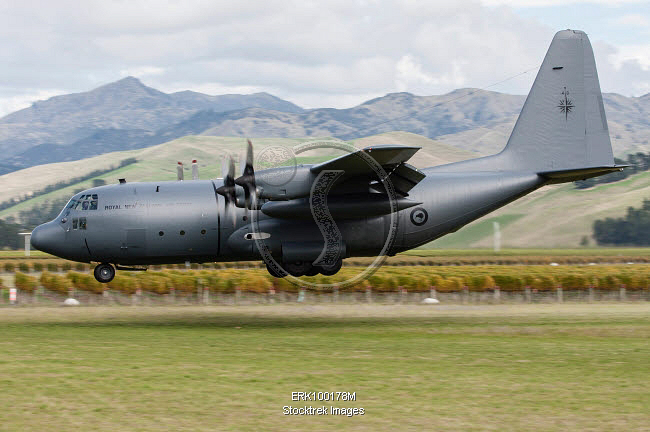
[
  {"left": 494, "top": 287, "right": 501, "bottom": 304},
  {"left": 268, "top": 288, "right": 275, "bottom": 304},
  {"left": 620, "top": 285, "right": 626, "bottom": 301},
  {"left": 463, "top": 286, "right": 469, "bottom": 304},
  {"left": 524, "top": 286, "right": 531, "bottom": 303},
  {"left": 235, "top": 286, "right": 241, "bottom": 304},
  {"left": 197, "top": 279, "right": 203, "bottom": 305},
  {"left": 334, "top": 286, "right": 339, "bottom": 303},
  {"left": 297, "top": 288, "right": 305, "bottom": 303},
  {"left": 430, "top": 287, "right": 437, "bottom": 300},
  {"left": 588, "top": 286, "right": 595, "bottom": 303},
  {"left": 557, "top": 285, "right": 563, "bottom": 303},
  {"left": 366, "top": 286, "right": 372, "bottom": 304},
  {"left": 203, "top": 285, "right": 210, "bottom": 305}
]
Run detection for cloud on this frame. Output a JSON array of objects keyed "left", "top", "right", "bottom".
[
  {"left": 613, "top": 13, "right": 650, "bottom": 27},
  {"left": 119, "top": 66, "right": 166, "bottom": 78},
  {"left": 0, "top": 0, "right": 647, "bottom": 117}
]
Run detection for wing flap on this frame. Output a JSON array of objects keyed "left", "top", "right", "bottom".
[{"left": 311, "top": 145, "right": 420, "bottom": 175}]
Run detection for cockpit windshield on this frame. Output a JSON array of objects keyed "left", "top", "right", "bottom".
[{"left": 58, "top": 193, "right": 99, "bottom": 219}]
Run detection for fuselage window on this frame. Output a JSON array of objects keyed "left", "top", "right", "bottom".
[
  {"left": 82, "top": 201, "right": 89, "bottom": 210},
  {"left": 72, "top": 218, "right": 78, "bottom": 230},
  {"left": 79, "top": 217, "right": 87, "bottom": 230},
  {"left": 90, "top": 200, "right": 98, "bottom": 210}
]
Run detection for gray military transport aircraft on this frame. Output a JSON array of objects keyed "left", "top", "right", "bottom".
[{"left": 31, "top": 30, "right": 625, "bottom": 283}]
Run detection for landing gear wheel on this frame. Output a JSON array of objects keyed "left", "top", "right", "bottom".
[
  {"left": 319, "top": 259, "right": 342, "bottom": 276},
  {"left": 94, "top": 263, "right": 116, "bottom": 283},
  {"left": 284, "top": 261, "right": 311, "bottom": 277},
  {"left": 266, "top": 263, "right": 286, "bottom": 278},
  {"left": 305, "top": 266, "right": 319, "bottom": 277}
]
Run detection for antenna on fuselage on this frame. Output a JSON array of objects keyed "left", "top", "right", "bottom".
[{"left": 191, "top": 159, "right": 199, "bottom": 180}]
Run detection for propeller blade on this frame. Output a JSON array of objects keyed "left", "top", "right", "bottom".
[
  {"left": 234, "top": 139, "right": 257, "bottom": 209},
  {"left": 216, "top": 155, "right": 238, "bottom": 228}
]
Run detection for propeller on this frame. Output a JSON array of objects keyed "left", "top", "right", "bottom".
[
  {"left": 216, "top": 155, "right": 237, "bottom": 227},
  {"left": 235, "top": 139, "right": 258, "bottom": 210}
]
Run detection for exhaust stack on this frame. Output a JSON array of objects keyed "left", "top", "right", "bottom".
[{"left": 192, "top": 159, "right": 199, "bottom": 180}]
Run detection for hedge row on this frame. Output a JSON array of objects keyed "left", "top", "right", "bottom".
[{"left": 12, "top": 265, "right": 650, "bottom": 296}]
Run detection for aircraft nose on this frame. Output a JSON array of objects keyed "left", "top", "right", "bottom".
[{"left": 30, "top": 222, "right": 65, "bottom": 255}]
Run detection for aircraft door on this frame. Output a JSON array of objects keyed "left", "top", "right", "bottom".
[{"left": 121, "top": 228, "right": 147, "bottom": 258}]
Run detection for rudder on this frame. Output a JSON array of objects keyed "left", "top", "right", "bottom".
[{"left": 501, "top": 29, "right": 615, "bottom": 172}]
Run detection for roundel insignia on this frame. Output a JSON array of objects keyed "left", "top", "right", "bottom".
[{"left": 410, "top": 207, "right": 428, "bottom": 226}]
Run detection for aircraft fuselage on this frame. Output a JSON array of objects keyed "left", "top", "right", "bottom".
[{"left": 30, "top": 169, "right": 545, "bottom": 267}]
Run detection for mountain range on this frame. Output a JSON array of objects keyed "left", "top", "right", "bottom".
[{"left": 1, "top": 77, "right": 648, "bottom": 175}]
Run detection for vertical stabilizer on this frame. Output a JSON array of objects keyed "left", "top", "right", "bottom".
[{"left": 501, "top": 30, "right": 614, "bottom": 172}]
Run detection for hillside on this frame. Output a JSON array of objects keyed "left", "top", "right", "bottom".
[
  {"left": 0, "top": 132, "right": 470, "bottom": 222},
  {"left": 0, "top": 77, "right": 303, "bottom": 173},
  {"left": 1, "top": 77, "right": 647, "bottom": 175}
]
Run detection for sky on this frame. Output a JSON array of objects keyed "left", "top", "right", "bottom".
[{"left": 0, "top": 0, "right": 648, "bottom": 116}]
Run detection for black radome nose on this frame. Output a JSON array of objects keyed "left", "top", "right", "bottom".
[{"left": 30, "top": 222, "right": 65, "bottom": 255}]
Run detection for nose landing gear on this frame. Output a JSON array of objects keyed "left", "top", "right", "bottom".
[{"left": 94, "top": 263, "right": 116, "bottom": 283}]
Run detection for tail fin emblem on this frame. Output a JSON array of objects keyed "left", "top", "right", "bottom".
[{"left": 557, "top": 87, "right": 574, "bottom": 120}]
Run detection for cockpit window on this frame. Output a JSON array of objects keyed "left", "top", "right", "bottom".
[{"left": 71, "top": 194, "right": 99, "bottom": 211}]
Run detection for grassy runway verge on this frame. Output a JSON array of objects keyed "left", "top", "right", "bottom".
[{"left": 0, "top": 304, "right": 647, "bottom": 431}]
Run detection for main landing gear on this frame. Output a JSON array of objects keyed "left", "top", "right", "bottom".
[
  {"left": 94, "top": 263, "right": 116, "bottom": 283},
  {"left": 267, "top": 259, "right": 343, "bottom": 278}
]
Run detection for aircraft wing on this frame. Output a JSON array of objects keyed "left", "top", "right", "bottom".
[
  {"left": 255, "top": 144, "right": 426, "bottom": 219},
  {"left": 310, "top": 145, "right": 425, "bottom": 196}
]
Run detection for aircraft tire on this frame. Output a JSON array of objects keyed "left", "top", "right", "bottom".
[
  {"left": 284, "top": 261, "right": 309, "bottom": 277},
  {"left": 94, "top": 263, "right": 116, "bottom": 283},
  {"left": 319, "top": 259, "right": 342, "bottom": 276}
]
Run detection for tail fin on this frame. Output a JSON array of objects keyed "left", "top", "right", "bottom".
[{"left": 502, "top": 29, "right": 615, "bottom": 172}]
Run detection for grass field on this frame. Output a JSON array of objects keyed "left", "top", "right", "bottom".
[{"left": 0, "top": 304, "right": 647, "bottom": 431}]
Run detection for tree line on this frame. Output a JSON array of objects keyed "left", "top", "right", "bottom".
[{"left": 593, "top": 199, "right": 650, "bottom": 246}]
